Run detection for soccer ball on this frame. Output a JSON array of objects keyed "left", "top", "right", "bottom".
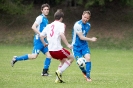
[{"left": 76, "top": 57, "right": 86, "bottom": 67}]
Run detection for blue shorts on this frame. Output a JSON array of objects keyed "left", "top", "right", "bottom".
[
  {"left": 32, "top": 43, "right": 48, "bottom": 54},
  {"left": 72, "top": 45, "right": 90, "bottom": 60},
  {"left": 32, "top": 37, "right": 48, "bottom": 54}
]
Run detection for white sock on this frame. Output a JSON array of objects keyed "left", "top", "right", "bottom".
[{"left": 59, "top": 60, "right": 70, "bottom": 73}]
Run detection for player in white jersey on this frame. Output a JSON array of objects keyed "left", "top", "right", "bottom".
[
  {"left": 40, "top": 9, "right": 74, "bottom": 83},
  {"left": 72, "top": 10, "right": 97, "bottom": 82},
  {"left": 11, "top": 4, "right": 52, "bottom": 76}
]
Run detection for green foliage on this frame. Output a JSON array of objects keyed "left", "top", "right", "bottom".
[
  {"left": 75, "top": 0, "right": 133, "bottom": 8},
  {"left": 55, "top": 0, "right": 62, "bottom": 4},
  {"left": 0, "top": 0, "right": 33, "bottom": 15},
  {"left": 126, "top": 0, "right": 133, "bottom": 6}
]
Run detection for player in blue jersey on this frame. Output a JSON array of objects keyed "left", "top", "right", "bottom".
[
  {"left": 71, "top": 10, "right": 97, "bottom": 82},
  {"left": 11, "top": 3, "right": 52, "bottom": 76}
]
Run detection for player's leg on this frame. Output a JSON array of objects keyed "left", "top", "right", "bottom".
[
  {"left": 72, "top": 47, "right": 86, "bottom": 77},
  {"left": 84, "top": 54, "right": 92, "bottom": 82},
  {"left": 57, "top": 48, "right": 74, "bottom": 73},
  {"left": 11, "top": 54, "right": 38, "bottom": 67},
  {"left": 82, "top": 46, "right": 92, "bottom": 81},
  {"left": 41, "top": 47, "right": 52, "bottom": 76},
  {"left": 59, "top": 54, "right": 74, "bottom": 73},
  {"left": 50, "top": 49, "right": 74, "bottom": 83},
  {"left": 55, "top": 59, "right": 65, "bottom": 83},
  {"left": 56, "top": 49, "right": 74, "bottom": 83},
  {"left": 11, "top": 45, "right": 40, "bottom": 67}
]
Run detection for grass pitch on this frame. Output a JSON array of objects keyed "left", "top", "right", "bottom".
[{"left": 0, "top": 45, "right": 133, "bottom": 88}]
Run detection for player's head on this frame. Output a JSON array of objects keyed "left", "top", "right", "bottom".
[
  {"left": 41, "top": 3, "right": 50, "bottom": 16},
  {"left": 82, "top": 10, "right": 91, "bottom": 24},
  {"left": 54, "top": 9, "right": 64, "bottom": 21}
]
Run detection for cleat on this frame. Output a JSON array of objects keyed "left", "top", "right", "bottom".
[
  {"left": 55, "top": 75, "right": 65, "bottom": 83},
  {"left": 55, "top": 78, "right": 61, "bottom": 83},
  {"left": 55, "top": 79, "right": 65, "bottom": 83},
  {"left": 41, "top": 73, "right": 49, "bottom": 76},
  {"left": 41, "top": 69, "right": 50, "bottom": 76},
  {"left": 11, "top": 56, "right": 17, "bottom": 67},
  {"left": 86, "top": 77, "right": 92, "bottom": 82},
  {"left": 55, "top": 70, "right": 65, "bottom": 83}
]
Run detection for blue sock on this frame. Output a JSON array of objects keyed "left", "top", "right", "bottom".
[
  {"left": 16, "top": 54, "right": 28, "bottom": 61},
  {"left": 86, "top": 62, "right": 91, "bottom": 78},
  {"left": 44, "top": 58, "right": 51, "bottom": 69}
]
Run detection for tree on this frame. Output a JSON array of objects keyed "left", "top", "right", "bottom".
[
  {"left": 0, "top": 0, "right": 33, "bottom": 15},
  {"left": 63, "top": 0, "right": 133, "bottom": 8}
]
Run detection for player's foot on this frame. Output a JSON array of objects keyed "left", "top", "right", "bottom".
[
  {"left": 86, "top": 77, "right": 92, "bottom": 82},
  {"left": 11, "top": 56, "right": 17, "bottom": 67},
  {"left": 55, "top": 78, "right": 65, "bottom": 83},
  {"left": 41, "top": 69, "right": 50, "bottom": 76},
  {"left": 55, "top": 78, "right": 61, "bottom": 83},
  {"left": 55, "top": 70, "right": 65, "bottom": 83},
  {"left": 55, "top": 75, "right": 65, "bottom": 83}
]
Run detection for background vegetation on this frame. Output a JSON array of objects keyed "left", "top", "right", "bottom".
[{"left": 0, "top": 0, "right": 133, "bottom": 49}]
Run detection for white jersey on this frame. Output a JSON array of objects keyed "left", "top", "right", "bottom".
[{"left": 40, "top": 21, "right": 65, "bottom": 51}]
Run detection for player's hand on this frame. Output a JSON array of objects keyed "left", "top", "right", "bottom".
[
  {"left": 91, "top": 37, "right": 97, "bottom": 42},
  {"left": 44, "top": 43, "right": 48, "bottom": 47},
  {"left": 67, "top": 44, "right": 73, "bottom": 49}
]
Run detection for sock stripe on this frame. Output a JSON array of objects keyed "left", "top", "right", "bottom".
[{"left": 65, "top": 61, "right": 70, "bottom": 66}]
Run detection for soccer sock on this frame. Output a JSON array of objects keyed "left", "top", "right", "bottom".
[
  {"left": 58, "top": 65, "right": 62, "bottom": 70},
  {"left": 59, "top": 60, "right": 70, "bottom": 73},
  {"left": 79, "top": 66, "right": 86, "bottom": 74},
  {"left": 15, "top": 54, "right": 28, "bottom": 61},
  {"left": 44, "top": 58, "right": 51, "bottom": 69},
  {"left": 86, "top": 62, "right": 91, "bottom": 78}
]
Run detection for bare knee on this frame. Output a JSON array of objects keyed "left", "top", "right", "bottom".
[
  {"left": 28, "top": 54, "right": 38, "bottom": 60},
  {"left": 84, "top": 54, "right": 91, "bottom": 62},
  {"left": 68, "top": 55, "right": 74, "bottom": 63},
  {"left": 45, "top": 52, "right": 52, "bottom": 58}
]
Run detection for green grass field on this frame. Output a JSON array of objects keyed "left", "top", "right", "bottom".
[{"left": 0, "top": 45, "right": 133, "bottom": 88}]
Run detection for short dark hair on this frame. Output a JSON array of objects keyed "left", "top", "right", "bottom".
[
  {"left": 41, "top": 3, "right": 50, "bottom": 10},
  {"left": 83, "top": 10, "right": 91, "bottom": 16},
  {"left": 54, "top": 9, "right": 64, "bottom": 20}
]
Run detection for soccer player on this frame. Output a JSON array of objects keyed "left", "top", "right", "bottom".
[
  {"left": 71, "top": 10, "right": 97, "bottom": 82},
  {"left": 11, "top": 3, "right": 52, "bottom": 76},
  {"left": 40, "top": 9, "right": 74, "bottom": 83}
]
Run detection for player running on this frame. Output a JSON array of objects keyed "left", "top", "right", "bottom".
[
  {"left": 11, "top": 3, "right": 52, "bottom": 76},
  {"left": 40, "top": 9, "right": 74, "bottom": 83},
  {"left": 71, "top": 10, "right": 97, "bottom": 82}
]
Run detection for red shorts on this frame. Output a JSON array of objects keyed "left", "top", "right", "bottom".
[{"left": 49, "top": 48, "right": 70, "bottom": 60}]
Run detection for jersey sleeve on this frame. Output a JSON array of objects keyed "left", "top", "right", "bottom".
[
  {"left": 59, "top": 23, "right": 65, "bottom": 33},
  {"left": 34, "top": 16, "right": 42, "bottom": 25},
  {"left": 74, "top": 22, "right": 82, "bottom": 33}
]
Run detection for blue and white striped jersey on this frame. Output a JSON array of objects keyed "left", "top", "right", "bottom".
[
  {"left": 72, "top": 20, "right": 91, "bottom": 47},
  {"left": 33, "top": 14, "right": 48, "bottom": 45}
]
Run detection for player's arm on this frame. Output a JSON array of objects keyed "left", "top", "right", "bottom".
[
  {"left": 31, "top": 16, "right": 42, "bottom": 35},
  {"left": 40, "top": 31, "right": 48, "bottom": 47},
  {"left": 77, "top": 32, "right": 97, "bottom": 42},
  {"left": 31, "top": 23, "right": 41, "bottom": 35},
  {"left": 60, "top": 33, "right": 72, "bottom": 49},
  {"left": 74, "top": 23, "right": 97, "bottom": 42}
]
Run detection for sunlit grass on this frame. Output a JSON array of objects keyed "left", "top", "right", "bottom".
[{"left": 0, "top": 45, "right": 133, "bottom": 88}]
